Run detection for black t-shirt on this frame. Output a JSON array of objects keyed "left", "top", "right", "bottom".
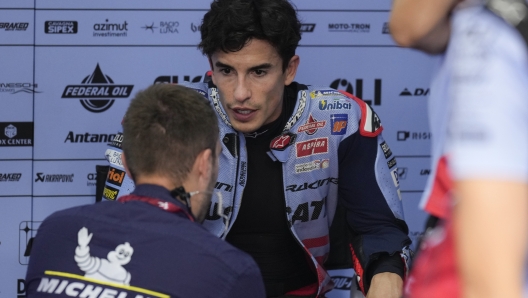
[{"left": 225, "top": 83, "right": 317, "bottom": 297}]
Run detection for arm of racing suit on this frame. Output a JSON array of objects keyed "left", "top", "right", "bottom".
[{"left": 337, "top": 104, "right": 411, "bottom": 295}]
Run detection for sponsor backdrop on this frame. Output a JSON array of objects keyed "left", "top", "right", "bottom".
[{"left": 0, "top": 1, "right": 435, "bottom": 297}]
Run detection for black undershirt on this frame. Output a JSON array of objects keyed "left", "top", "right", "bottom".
[{"left": 226, "top": 83, "right": 317, "bottom": 297}]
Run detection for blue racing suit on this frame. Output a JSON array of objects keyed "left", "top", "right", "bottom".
[{"left": 103, "top": 82, "right": 411, "bottom": 296}]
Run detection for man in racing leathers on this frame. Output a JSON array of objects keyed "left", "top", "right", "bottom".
[{"left": 103, "top": 0, "right": 411, "bottom": 297}]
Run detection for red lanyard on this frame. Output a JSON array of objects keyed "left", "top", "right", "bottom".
[{"left": 118, "top": 195, "right": 195, "bottom": 222}]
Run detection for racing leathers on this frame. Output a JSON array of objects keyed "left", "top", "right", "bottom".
[{"left": 103, "top": 81, "right": 411, "bottom": 296}]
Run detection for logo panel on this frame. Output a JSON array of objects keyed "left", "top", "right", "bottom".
[
  {"left": 380, "top": 141, "right": 392, "bottom": 159},
  {"left": 270, "top": 133, "right": 297, "bottom": 151},
  {"left": 0, "top": 22, "right": 29, "bottom": 31},
  {"left": 397, "top": 131, "right": 431, "bottom": 141},
  {"left": 295, "top": 159, "right": 330, "bottom": 174},
  {"left": 330, "top": 114, "right": 348, "bottom": 135},
  {"left": 93, "top": 19, "right": 128, "bottom": 37},
  {"left": 62, "top": 64, "right": 134, "bottom": 113},
  {"left": 0, "top": 82, "right": 39, "bottom": 94},
  {"left": 330, "top": 78, "right": 382, "bottom": 106},
  {"left": 300, "top": 23, "right": 316, "bottom": 33},
  {"left": 318, "top": 99, "right": 352, "bottom": 111},
  {"left": 106, "top": 167, "right": 125, "bottom": 187},
  {"left": 297, "top": 114, "right": 326, "bottom": 135},
  {"left": 0, "top": 173, "right": 22, "bottom": 182},
  {"left": 0, "top": 122, "right": 33, "bottom": 147},
  {"left": 103, "top": 184, "right": 120, "bottom": 201},
  {"left": 44, "top": 21, "right": 78, "bottom": 34},
  {"left": 34, "top": 173, "right": 74, "bottom": 183},
  {"left": 328, "top": 23, "right": 370, "bottom": 33},
  {"left": 296, "top": 137, "right": 328, "bottom": 158}
]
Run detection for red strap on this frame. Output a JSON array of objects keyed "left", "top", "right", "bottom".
[{"left": 118, "top": 194, "right": 194, "bottom": 222}]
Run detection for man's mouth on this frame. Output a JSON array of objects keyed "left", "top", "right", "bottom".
[
  {"left": 234, "top": 109, "right": 253, "bottom": 115},
  {"left": 230, "top": 108, "right": 257, "bottom": 122}
]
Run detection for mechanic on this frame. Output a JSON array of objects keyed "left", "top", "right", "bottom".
[{"left": 25, "top": 84, "right": 266, "bottom": 298}]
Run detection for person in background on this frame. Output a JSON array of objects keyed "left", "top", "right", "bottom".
[
  {"left": 390, "top": 0, "right": 528, "bottom": 297},
  {"left": 25, "top": 84, "right": 266, "bottom": 298}
]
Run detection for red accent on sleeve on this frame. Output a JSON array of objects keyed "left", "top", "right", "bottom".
[
  {"left": 349, "top": 243, "right": 366, "bottom": 295},
  {"left": 338, "top": 90, "right": 383, "bottom": 137}
]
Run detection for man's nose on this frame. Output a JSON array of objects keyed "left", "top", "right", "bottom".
[{"left": 233, "top": 75, "right": 251, "bottom": 102}]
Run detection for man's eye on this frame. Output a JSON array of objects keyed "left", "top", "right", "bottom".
[
  {"left": 220, "top": 68, "right": 231, "bottom": 75},
  {"left": 254, "top": 70, "right": 266, "bottom": 76}
]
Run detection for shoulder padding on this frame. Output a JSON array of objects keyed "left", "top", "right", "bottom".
[{"left": 338, "top": 90, "right": 383, "bottom": 137}]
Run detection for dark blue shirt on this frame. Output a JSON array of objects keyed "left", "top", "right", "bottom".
[{"left": 25, "top": 184, "right": 266, "bottom": 298}]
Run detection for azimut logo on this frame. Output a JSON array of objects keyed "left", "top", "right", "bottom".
[
  {"left": 62, "top": 64, "right": 134, "bottom": 113},
  {"left": 0, "top": 82, "right": 39, "bottom": 94},
  {"left": 35, "top": 173, "right": 74, "bottom": 183},
  {"left": 93, "top": 19, "right": 128, "bottom": 37},
  {"left": 0, "top": 122, "right": 33, "bottom": 146}
]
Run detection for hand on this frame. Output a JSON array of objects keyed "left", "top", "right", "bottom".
[
  {"left": 366, "top": 272, "right": 403, "bottom": 298},
  {"left": 77, "top": 227, "right": 93, "bottom": 247}
]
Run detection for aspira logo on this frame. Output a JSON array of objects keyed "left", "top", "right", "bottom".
[
  {"left": 62, "top": 64, "right": 134, "bottom": 113},
  {"left": 35, "top": 173, "right": 74, "bottom": 183}
]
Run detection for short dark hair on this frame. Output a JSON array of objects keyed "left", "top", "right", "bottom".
[
  {"left": 122, "top": 84, "right": 219, "bottom": 182},
  {"left": 198, "top": 0, "right": 301, "bottom": 71}
]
